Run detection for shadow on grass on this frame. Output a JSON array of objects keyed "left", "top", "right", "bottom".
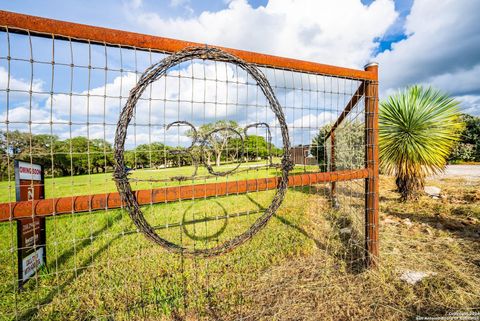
[
  {"left": 324, "top": 210, "right": 366, "bottom": 274},
  {"left": 21, "top": 188, "right": 371, "bottom": 319},
  {"left": 181, "top": 201, "right": 229, "bottom": 242},
  {"left": 246, "top": 191, "right": 367, "bottom": 274},
  {"left": 49, "top": 212, "right": 124, "bottom": 270},
  {"left": 384, "top": 209, "right": 480, "bottom": 241},
  {"left": 289, "top": 185, "right": 367, "bottom": 273},
  {"left": 20, "top": 212, "right": 124, "bottom": 320},
  {"left": 246, "top": 192, "right": 328, "bottom": 251},
  {"left": 273, "top": 214, "right": 328, "bottom": 252}
]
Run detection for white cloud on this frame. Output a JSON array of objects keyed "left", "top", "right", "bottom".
[
  {"left": 8, "top": 0, "right": 480, "bottom": 149},
  {"left": 455, "top": 95, "right": 480, "bottom": 116},
  {"left": 376, "top": 0, "right": 480, "bottom": 115},
  {"left": 0, "top": 66, "right": 44, "bottom": 100},
  {"left": 126, "top": 0, "right": 480, "bottom": 116},
  {"left": 286, "top": 112, "right": 335, "bottom": 145},
  {"left": 289, "top": 112, "right": 335, "bottom": 129},
  {"left": 126, "top": 0, "right": 397, "bottom": 68},
  {"left": 47, "top": 72, "right": 138, "bottom": 117},
  {"left": 45, "top": 61, "right": 257, "bottom": 122},
  {"left": 1, "top": 59, "right": 359, "bottom": 146},
  {"left": 130, "top": 0, "right": 143, "bottom": 9},
  {"left": 425, "top": 64, "right": 480, "bottom": 97},
  {"left": 0, "top": 104, "right": 69, "bottom": 135}
]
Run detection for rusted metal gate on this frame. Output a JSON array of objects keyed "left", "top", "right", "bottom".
[{"left": 0, "top": 10, "right": 378, "bottom": 320}]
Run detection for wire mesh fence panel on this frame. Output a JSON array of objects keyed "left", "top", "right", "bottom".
[{"left": 0, "top": 13, "right": 378, "bottom": 321}]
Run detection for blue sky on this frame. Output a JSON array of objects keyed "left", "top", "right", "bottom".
[
  {"left": 0, "top": 0, "right": 268, "bottom": 32},
  {"left": 362, "top": 0, "right": 412, "bottom": 54},
  {"left": 1, "top": 0, "right": 411, "bottom": 57},
  {"left": 1, "top": 0, "right": 479, "bottom": 147}
]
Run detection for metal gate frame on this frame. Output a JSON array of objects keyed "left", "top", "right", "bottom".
[{"left": 0, "top": 10, "right": 379, "bottom": 267}]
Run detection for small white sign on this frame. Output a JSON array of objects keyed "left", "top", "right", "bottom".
[
  {"left": 22, "top": 247, "right": 44, "bottom": 280},
  {"left": 18, "top": 161, "right": 42, "bottom": 181}
]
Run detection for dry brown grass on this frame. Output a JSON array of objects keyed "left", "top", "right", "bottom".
[{"left": 238, "top": 176, "right": 480, "bottom": 321}]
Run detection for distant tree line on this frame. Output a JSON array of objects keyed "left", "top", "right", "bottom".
[
  {"left": 125, "top": 121, "right": 281, "bottom": 170},
  {"left": 449, "top": 114, "right": 480, "bottom": 163},
  {"left": 0, "top": 131, "right": 115, "bottom": 180},
  {"left": 0, "top": 121, "right": 281, "bottom": 180}
]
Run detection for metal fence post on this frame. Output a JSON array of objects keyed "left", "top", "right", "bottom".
[
  {"left": 330, "top": 132, "right": 337, "bottom": 203},
  {"left": 364, "top": 62, "right": 379, "bottom": 268}
]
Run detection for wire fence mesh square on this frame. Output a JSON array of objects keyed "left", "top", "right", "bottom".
[{"left": 0, "top": 20, "right": 377, "bottom": 320}]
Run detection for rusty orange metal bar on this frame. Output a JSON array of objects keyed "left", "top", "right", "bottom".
[
  {"left": 325, "top": 81, "right": 366, "bottom": 140},
  {"left": 0, "top": 169, "right": 370, "bottom": 222},
  {"left": 0, "top": 10, "right": 375, "bottom": 81},
  {"left": 364, "top": 63, "right": 380, "bottom": 267}
]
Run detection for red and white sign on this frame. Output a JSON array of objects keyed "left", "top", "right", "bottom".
[
  {"left": 14, "top": 160, "right": 46, "bottom": 288},
  {"left": 17, "top": 161, "right": 42, "bottom": 181},
  {"left": 22, "top": 247, "right": 45, "bottom": 280}
]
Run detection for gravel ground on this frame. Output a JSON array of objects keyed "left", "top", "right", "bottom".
[{"left": 433, "top": 165, "right": 480, "bottom": 179}]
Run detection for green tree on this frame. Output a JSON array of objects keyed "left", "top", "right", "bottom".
[
  {"left": 64, "top": 137, "right": 90, "bottom": 175},
  {"left": 310, "top": 126, "right": 329, "bottom": 172},
  {"left": 248, "top": 135, "right": 268, "bottom": 160},
  {"left": 0, "top": 131, "right": 59, "bottom": 179},
  {"left": 335, "top": 121, "right": 365, "bottom": 170},
  {"left": 4, "top": 130, "right": 30, "bottom": 156},
  {"left": 379, "top": 85, "right": 463, "bottom": 201},
  {"left": 90, "top": 139, "right": 114, "bottom": 173},
  {"left": 0, "top": 131, "right": 117, "bottom": 178},
  {"left": 189, "top": 120, "right": 240, "bottom": 167},
  {"left": 228, "top": 135, "right": 268, "bottom": 161},
  {"left": 456, "top": 114, "right": 480, "bottom": 162},
  {"left": 52, "top": 139, "right": 71, "bottom": 176},
  {"left": 0, "top": 131, "right": 9, "bottom": 180},
  {"left": 450, "top": 142, "right": 475, "bottom": 162},
  {"left": 125, "top": 142, "right": 171, "bottom": 169},
  {"left": 311, "top": 122, "right": 364, "bottom": 172},
  {"left": 29, "top": 134, "right": 59, "bottom": 170}
]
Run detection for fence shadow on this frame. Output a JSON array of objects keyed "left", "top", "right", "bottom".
[
  {"left": 246, "top": 190, "right": 367, "bottom": 274},
  {"left": 20, "top": 186, "right": 371, "bottom": 320},
  {"left": 49, "top": 212, "right": 124, "bottom": 270},
  {"left": 324, "top": 210, "right": 366, "bottom": 274},
  {"left": 289, "top": 184, "right": 367, "bottom": 273},
  {"left": 181, "top": 201, "right": 229, "bottom": 242},
  {"left": 19, "top": 211, "right": 125, "bottom": 320},
  {"left": 384, "top": 209, "right": 480, "bottom": 241}
]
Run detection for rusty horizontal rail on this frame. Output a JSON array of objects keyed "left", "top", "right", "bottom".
[
  {"left": 0, "top": 10, "right": 375, "bottom": 81},
  {"left": 0, "top": 169, "right": 370, "bottom": 222}
]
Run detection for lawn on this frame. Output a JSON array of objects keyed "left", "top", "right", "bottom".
[
  {"left": 0, "top": 168, "right": 479, "bottom": 320},
  {"left": 0, "top": 187, "right": 320, "bottom": 320},
  {"left": 0, "top": 159, "right": 317, "bottom": 203}
]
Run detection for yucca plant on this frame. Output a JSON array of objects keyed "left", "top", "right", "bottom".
[{"left": 379, "top": 85, "right": 463, "bottom": 201}]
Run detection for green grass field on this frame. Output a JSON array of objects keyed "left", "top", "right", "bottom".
[
  {"left": 0, "top": 162, "right": 322, "bottom": 320},
  {"left": 0, "top": 187, "right": 322, "bottom": 320},
  {"left": 0, "top": 160, "right": 317, "bottom": 203}
]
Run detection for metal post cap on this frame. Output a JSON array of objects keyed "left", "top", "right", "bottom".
[{"left": 364, "top": 62, "right": 379, "bottom": 69}]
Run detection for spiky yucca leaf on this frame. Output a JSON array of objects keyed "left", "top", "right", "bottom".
[{"left": 379, "top": 86, "right": 463, "bottom": 200}]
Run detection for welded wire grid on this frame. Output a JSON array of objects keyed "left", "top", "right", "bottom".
[
  {"left": 325, "top": 91, "right": 367, "bottom": 269},
  {"left": 0, "top": 28, "right": 370, "bottom": 320}
]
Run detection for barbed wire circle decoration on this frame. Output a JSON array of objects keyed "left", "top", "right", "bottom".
[{"left": 113, "top": 46, "right": 292, "bottom": 257}]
